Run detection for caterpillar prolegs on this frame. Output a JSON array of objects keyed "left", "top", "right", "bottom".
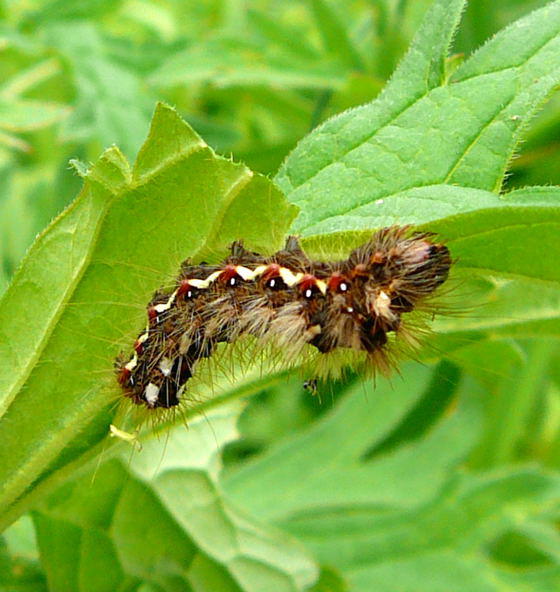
[{"left": 116, "top": 226, "right": 452, "bottom": 409}]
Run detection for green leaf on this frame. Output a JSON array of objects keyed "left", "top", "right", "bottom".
[
  {"left": 45, "top": 23, "right": 152, "bottom": 159},
  {"left": 435, "top": 279, "right": 560, "bottom": 339},
  {"left": 428, "top": 187, "right": 560, "bottom": 283},
  {"left": 0, "top": 102, "right": 297, "bottom": 530},
  {"left": 28, "top": 0, "right": 123, "bottom": 22},
  {"left": 472, "top": 340, "right": 555, "bottom": 468},
  {"left": 246, "top": 9, "right": 319, "bottom": 62},
  {"left": 0, "top": 98, "right": 69, "bottom": 133},
  {"left": 276, "top": 0, "right": 560, "bottom": 234},
  {"left": 284, "top": 470, "right": 560, "bottom": 592},
  {"left": 310, "top": 0, "right": 365, "bottom": 71},
  {"left": 150, "top": 37, "right": 347, "bottom": 91},
  {"left": 224, "top": 364, "right": 482, "bottom": 521},
  {"left": 0, "top": 515, "right": 46, "bottom": 592},
  {"left": 33, "top": 409, "right": 319, "bottom": 592}
]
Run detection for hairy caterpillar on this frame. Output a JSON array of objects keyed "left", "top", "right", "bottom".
[{"left": 116, "top": 226, "right": 451, "bottom": 409}]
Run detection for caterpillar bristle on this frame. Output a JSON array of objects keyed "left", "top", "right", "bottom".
[{"left": 116, "top": 226, "right": 452, "bottom": 409}]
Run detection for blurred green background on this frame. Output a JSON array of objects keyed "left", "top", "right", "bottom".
[
  {"left": 0, "top": 0, "right": 557, "bottom": 296},
  {"left": 3, "top": 2, "right": 560, "bottom": 590}
]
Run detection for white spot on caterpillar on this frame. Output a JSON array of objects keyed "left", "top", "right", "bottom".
[
  {"left": 374, "top": 290, "right": 396, "bottom": 321},
  {"left": 144, "top": 383, "right": 160, "bottom": 407},
  {"left": 153, "top": 289, "right": 179, "bottom": 314},
  {"left": 250, "top": 265, "right": 268, "bottom": 278},
  {"left": 125, "top": 354, "right": 138, "bottom": 371},
  {"left": 305, "top": 289, "right": 313, "bottom": 298},
  {"left": 188, "top": 278, "right": 208, "bottom": 289},
  {"left": 159, "top": 357, "right": 173, "bottom": 377},
  {"left": 235, "top": 265, "right": 256, "bottom": 281},
  {"left": 204, "top": 270, "right": 222, "bottom": 285},
  {"left": 137, "top": 332, "right": 149, "bottom": 345},
  {"left": 279, "top": 267, "right": 304, "bottom": 287},
  {"left": 315, "top": 279, "right": 327, "bottom": 295},
  {"left": 340, "top": 282, "right": 348, "bottom": 292},
  {"left": 188, "top": 271, "right": 222, "bottom": 289}
]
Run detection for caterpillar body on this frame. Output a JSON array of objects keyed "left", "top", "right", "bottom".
[{"left": 116, "top": 226, "right": 451, "bottom": 409}]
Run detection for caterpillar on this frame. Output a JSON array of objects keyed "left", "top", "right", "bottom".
[{"left": 116, "top": 226, "right": 451, "bottom": 409}]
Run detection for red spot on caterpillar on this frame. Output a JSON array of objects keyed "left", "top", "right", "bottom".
[
  {"left": 219, "top": 265, "right": 239, "bottom": 286},
  {"left": 328, "top": 272, "right": 350, "bottom": 293},
  {"left": 177, "top": 279, "right": 198, "bottom": 300},
  {"left": 298, "top": 275, "right": 323, "bottom": 300},
  {"left": 177, "top": 279, "right": 191, "bottom": 297},
  {"left": 147, "top": 306, "right": 158, "bottom": 322},
  {"left": 117, "top": 366, "right": 131, "bottom": 386},
  {"left": 134, "top": 339, "right": 144, "bottom": 355},
  {"left": 299, "top": 275, "right": 317, "bottom": 290},
  {"left": 261, "top": 264, "right": 281, "bottom": 281}
]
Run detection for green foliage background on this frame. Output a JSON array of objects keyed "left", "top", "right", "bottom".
[{"left": 1, "top": 1, "right": 560, "bottom": 590}]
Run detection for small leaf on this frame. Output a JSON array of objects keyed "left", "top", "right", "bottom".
[
  {"left": 150, "top": 37, "right": 347, "bottom": 91},
  {"left": 311, "top": 0, "right": 365, "bottom": 71},
  {"left": 0, "top": 98, "right": 70, "bottom": 132},
  {"left": 46, "top": 23, "right": 152, "bottom": 159}
]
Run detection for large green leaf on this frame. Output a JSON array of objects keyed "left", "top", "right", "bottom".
[
  {"left": 277, "top": 0, "right": 560, "bottom": 234},
  {"left": 0, "top": 103, "right": 297, "bottom": 529}
]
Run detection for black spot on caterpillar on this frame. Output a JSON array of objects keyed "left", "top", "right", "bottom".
[{"left": 116, "top": 226, "right": 451, "bottom": 409}]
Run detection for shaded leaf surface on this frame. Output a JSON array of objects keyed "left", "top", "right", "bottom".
[
  {"left": 33, "top": 409, "right": 318, "bottom": 592},
  {"left": 224, "top": 365, "right": 482, "bottom": 521},
  {"left": 286, "top": 470, "right": 560, "bottom": 592},
  {"left": 224, "top": 365, "right": 560, "bottom": 592}
]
